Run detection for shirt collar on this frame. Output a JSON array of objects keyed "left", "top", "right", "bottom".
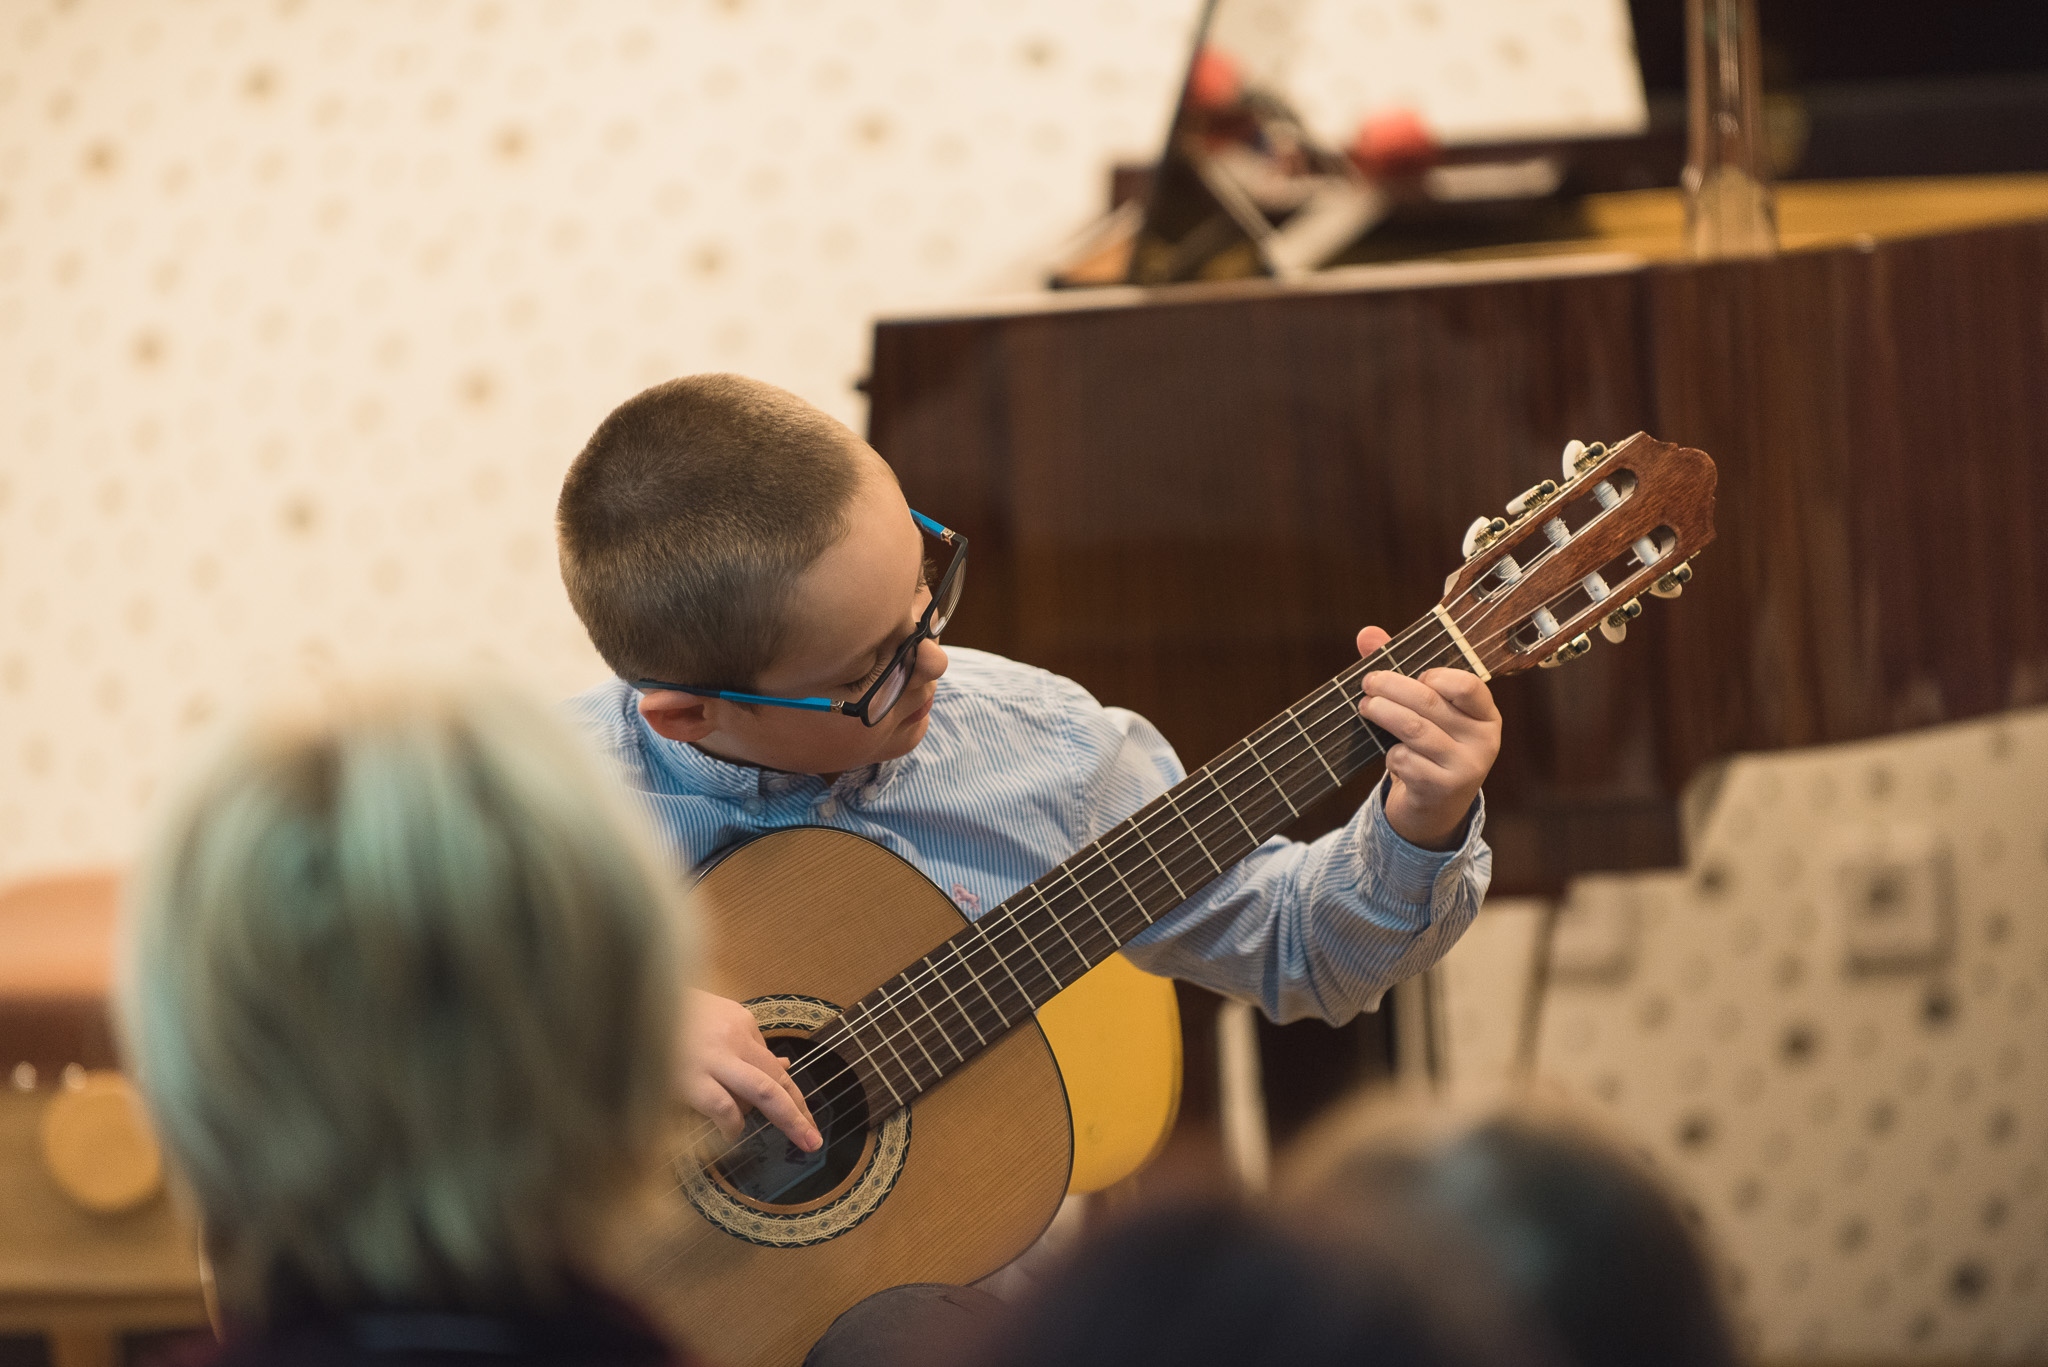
[{"left": 635, "top": 713, "right": 905, "bottom": 802}]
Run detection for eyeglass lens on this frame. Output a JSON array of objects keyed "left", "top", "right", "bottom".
[
  {"left": 931, "top": 553, "right": 965, "bottom": 634},
  {"left": 864, "top": 548, "right": 965, "bottom": 725},
  {"left": 865, "top": 650, "right": 907, "bottom": 718}
]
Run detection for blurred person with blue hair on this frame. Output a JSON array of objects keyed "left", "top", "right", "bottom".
[{"left": 119, "top": 685, "right": 704, "bottom": 1367}]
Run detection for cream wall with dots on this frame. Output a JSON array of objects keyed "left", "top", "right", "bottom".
[
  {"left": 0, "top": 0, "right": 1206, "bottom": 882},
  {"left": 1439, "top": 708, "right": 2048, "bottom": 1360},
  {"left": 0, "top": 0, "right": 1643, "bottom": 884}
]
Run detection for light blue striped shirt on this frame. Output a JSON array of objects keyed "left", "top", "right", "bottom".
[{"left": 566, "top": 647, "right": 1489, "bottom": 1024}]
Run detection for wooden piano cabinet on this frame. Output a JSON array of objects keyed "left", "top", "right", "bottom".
[{"left": 868, "top": 217, "right": 2048, "bottom": 895}]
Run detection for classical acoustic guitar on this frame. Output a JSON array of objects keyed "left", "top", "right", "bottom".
[{"left": 641, "top": 434, "right": 1719, "bottom": 1366}]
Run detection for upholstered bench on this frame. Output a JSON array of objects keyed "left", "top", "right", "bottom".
[{"left": 0, "top": 873, "right": 207, "bottom": 1367}]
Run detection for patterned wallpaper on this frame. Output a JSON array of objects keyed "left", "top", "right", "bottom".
[
  {"left": 1440, "top": 708, "right": 2048, "bottom": 1361},
  {"left": 1216, "top": 0, "right": 1644, "bottom": 145},
  {"left": 0, "top": 0, "right": 1644, "bottom": 886},
  {"left": 0, "top": 0, "right": 1195, "bottom": 882}
]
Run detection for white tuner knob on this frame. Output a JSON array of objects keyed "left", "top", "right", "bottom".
[
  {"left": 1650, "top": 562, "right": 1693, "bottom": 599},
  {"left": 1461, "top": 516, "right": 1506, "bottom": 559},
  {"left": 1562, "top": 439, "right": 1607, "bottom": 482},
  {"left": 1599, "top": 596, "right": 1642, "bottom": 644},
  {"left": 1560, "top": 440, "right": 1586, "bottom": 481}
]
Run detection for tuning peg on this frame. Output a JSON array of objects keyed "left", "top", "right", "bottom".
[
  {"left": 1562, "top": 439, "right": 1607, "bottom": 482},
  {"left": 1461, "top": 516, "right": 1508, "bottom": 559},
  {"left": 1538, "top": 632, "right": 1593, "bottom": 668},
  {"left": 1599, "top": 596, "right": 1643, "bottom": 644},
  {"left": 1650, "top": 561, "right": 1694, "bottom": 599},
  {"left": 1506, "top": 479, "right": 1559, "bottom": 517}
]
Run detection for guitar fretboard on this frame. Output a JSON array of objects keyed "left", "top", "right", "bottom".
[{"left": 832, "top": 611, "right": 1472, "bottom": 1113}]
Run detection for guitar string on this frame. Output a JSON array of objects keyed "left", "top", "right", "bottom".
[
  {"left": 667, "top": 495, "right": 1665, "bottom": 1167},
  {"left": 638, "top": 614, "right": 1446, "bottom": 1284},
  {"left": 663, "top": 518, "right": 1651, "bottom": 1171},
  {"left": 670, "top": 623, "right": 1459, "bottom": 1167},
  {"left": 668, "top": 513, "right": 1661, "bottom": 1171},
  {"left": 642, "top": 501, "right": 1680, "bottom": 1311},
  {"left": 731, "top": 497, "right": 1651, "bottom": 1113},
  {"left": 661, "top": 615, "right": 1448, "bottom": 1165},
  {"left": 660, "top": 602, "right": 1472, "bottom": 1167}
]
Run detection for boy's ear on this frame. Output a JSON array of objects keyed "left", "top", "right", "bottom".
[{"left": 637, "top": 690, "right": 717, "bottom": 744}]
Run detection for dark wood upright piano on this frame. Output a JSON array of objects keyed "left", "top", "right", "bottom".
[
  {"left": 865, "top": 178, "right": 2048, "bottom": 1149},
  {"left": 868, "top": 179, "right": 2048, "bottom": 895}
]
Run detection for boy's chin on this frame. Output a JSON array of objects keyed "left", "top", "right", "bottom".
[
  {"left": 894, "top": 690, "right": 936, "bottom": 730},
  {"left": 872, "top": 694, "right": 936, "bottom": 760}
]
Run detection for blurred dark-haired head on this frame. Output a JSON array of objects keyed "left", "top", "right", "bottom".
[
  {"left": 1284, "top": 1093, "right": 1745, "bottom": 1367},
  {"left": 960, "top": 1201, "right": 1560, "bottom": 1367}
]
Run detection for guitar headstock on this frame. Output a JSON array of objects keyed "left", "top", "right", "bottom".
[{"left": 1439, "top": 434, "right": 1717, "bottom": 678}]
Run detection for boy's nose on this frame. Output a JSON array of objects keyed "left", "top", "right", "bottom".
[{"left": 915, "top": 638, "right": 949, "bottom": 685}]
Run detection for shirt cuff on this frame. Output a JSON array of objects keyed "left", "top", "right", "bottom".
[{"left": 1359, "top": 776, "right": 1487, "bottom": 914}]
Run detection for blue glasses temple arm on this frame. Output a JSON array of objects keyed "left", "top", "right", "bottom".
[
  {"left": 629, "top": 681, "right": 844, "bottom": 713},
  {"left": 713, "top": 690, "right": 842, "bottom": 712},
  {"left": 909, "top": 509, "right": 956, "bottom": 543}
]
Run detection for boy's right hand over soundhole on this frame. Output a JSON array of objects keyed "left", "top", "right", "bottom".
[{"left": 681, "top": 989, "right": 823, "bottom": 1152}]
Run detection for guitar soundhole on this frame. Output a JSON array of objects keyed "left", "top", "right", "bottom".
[{"left": 712, "top": 1035, "right": 873, "bottom": 1207}]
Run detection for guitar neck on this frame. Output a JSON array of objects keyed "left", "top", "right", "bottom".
[{"left": 831, "top": 608, "right": 1478, "bottom": 1114}]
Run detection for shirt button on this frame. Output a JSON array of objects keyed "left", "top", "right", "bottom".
[
  {"left": 742, "top": 797, "right": 765, "bottom": 815},
  {"left": 815, "top": 798, "right": 840, "bottom": 819}
]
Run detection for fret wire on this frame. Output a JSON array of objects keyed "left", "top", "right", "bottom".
[
  {"left": 1056, "top": 668, "right": 1359, "bottom": 946},
  {"left": 1211, "top": 766, "right": 1298, "bottom": 847},
  {"left": 908, "top": 976, "right": 958, "bottom": 1073},
  {"left": 1240, "top": 736, "right": 1300, "bottom": 817},
  {"left": 1022, "top": 868, "right": 1131, "bottom": 987},
  {"left": 1099, "top": 841, "right": 1158, "bottom": 927},
  {"left": 931, "top": 947, "right": 996, "bottom": 1042},
  {"left": 1059, "top": 859, "right": 1121, "bottom": 943},
  {"left": 844, "top": 1006, "right": 908, "bottom": 1106},
  {"left": 1159, "top": 788, "right": 1226, "bottom": 875},
  {"left": 1073, "top": 840, "right": 1171, "bottom": 946},
  {"left": 1130, "top": 819, "right": 1204, "bottom": 914},
  {"left": 1285, "top": 702, "right": 1343, "bottom": 784},
  {"left": 1309, "top": 687, "right": 1387, "bottom": 767},
  {"left": 895, "top": 967, "right": 961, "bottom": 1067},
  {"left": 1258, "top": 733, "right": 1331, "bottom": 809},
  {"left": 1169, "top": 772, "right": 1280, "bottom": 877},
  {"left": 1121, "top": 859, "right": 1177, "bottom": 921},
  {"left": 837, "top": 1027, "right": 902, "bottom": 1111},
  {"left": 859, "top": 1003, "right": 923, "bottom": 1099},
  {"left": 1167, "top": 678, "right": 1377, "bottom": 874},
  {"left": 1072, "top": 849, "right": 1153, "bottom": 940},
  {"left": 1041, "top": 655, "right": 1370, "bottom": 955},
  {"left": 852, "top": 611, "right": 1454, "bottom": 1087},
  {"left": 687, "top": 632, "right": 1430, "bottom": 1174},
  {"left": 738, "top": 612, "right": 1465, "bottom": 1139},
  {"left": 987, "top": 905, "right": 1057, "bottom": 1006},
  {"left": 880, "top": 984, "right": 943, "bottom": 1078},
  {"left": 1130, "top": 820, "right": 1188, "bottom": 901},
  {"left": 1034, "top": 647, "right": 1388, "bottom": 952},
  {"left": 1027, "top": 884, "right": 1091, "bottom": 981},
  {"left": 946, "top": 936, "right": 1013, "bottom": 1041},
  {"left": 941, "top": 936, "right": 1009, "bottom": 1040},
  {"left": 1203, "top": 766, "right": 1261, "bottom": 845},
  {"left": 970, "top": 919, "right": 1032, "bottom": 1015},
  {"left": 918, "top": 953, "right": 979, "bottom": 1054}
]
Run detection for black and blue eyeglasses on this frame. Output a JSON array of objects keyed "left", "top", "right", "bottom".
[{"left": 632, "top": 511, "right": 967, "bottom": 727}]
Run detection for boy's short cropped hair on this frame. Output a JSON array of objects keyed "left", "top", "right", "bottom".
[
  {"left": 120, "top": 684, "right": 689, "bottom": 1315},
  {"left": 557, "top": 373, "right": 864, "bottom": 689}
]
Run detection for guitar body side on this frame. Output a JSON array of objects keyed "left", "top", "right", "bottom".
[{"left": 638, "top": 828, "right": 1073, "bottom": 1367}]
